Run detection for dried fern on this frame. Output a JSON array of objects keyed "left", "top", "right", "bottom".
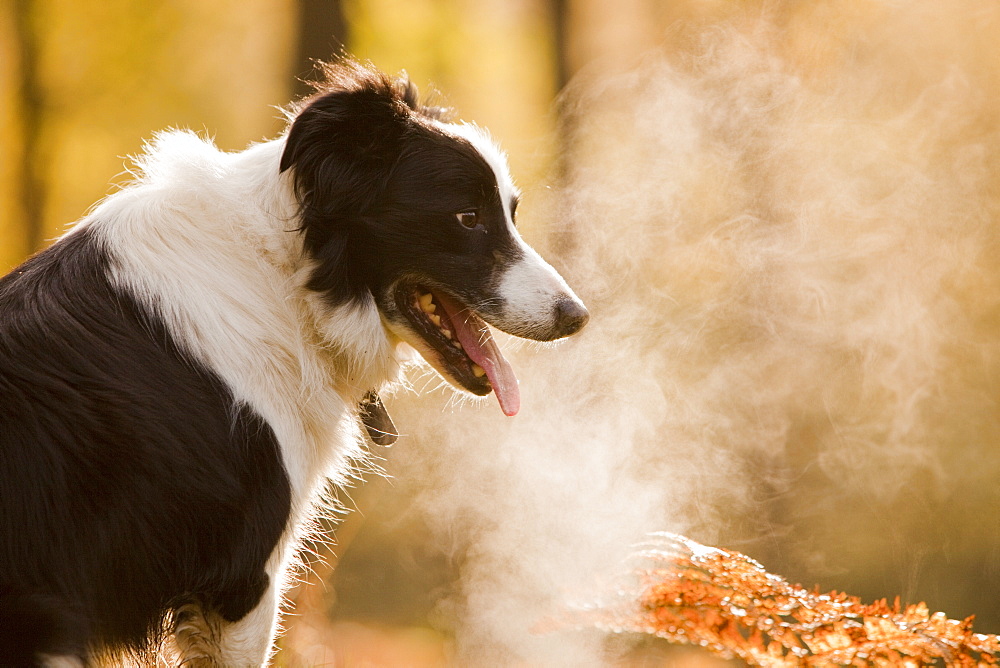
[{"left": 545, "top": 533, "right": 1000, "bottom": 666}]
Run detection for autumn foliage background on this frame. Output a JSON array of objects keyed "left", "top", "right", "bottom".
[{"left": 5, "top": 1, "right": 1000, "bottom": 665}]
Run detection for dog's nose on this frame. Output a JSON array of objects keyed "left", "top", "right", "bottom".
[{"left": 553, "top": 297, "right": 589, "bottom": 337}]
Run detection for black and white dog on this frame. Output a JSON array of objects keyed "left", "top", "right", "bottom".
[{"left": 0, "top": 60, "right": 587, "bottom": 666}]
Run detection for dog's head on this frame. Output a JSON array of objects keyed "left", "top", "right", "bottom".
[{"left": 280, "top": 60, "right": 588, "bottom": 416}]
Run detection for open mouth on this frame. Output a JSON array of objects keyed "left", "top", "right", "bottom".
[{"left": 394, "top": 284, "right": 519, "bottom": 416}]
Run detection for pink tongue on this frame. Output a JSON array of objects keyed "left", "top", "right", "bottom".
[{"left": 434, "top": 293, "right": 520, "bottom": 416}]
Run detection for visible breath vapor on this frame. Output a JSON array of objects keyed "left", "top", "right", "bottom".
[{"left": 382, "top": 2, "right": 1000, "bottom": 663}]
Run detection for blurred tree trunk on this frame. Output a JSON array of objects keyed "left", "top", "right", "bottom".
[
  {"left": 547, "top": 0, "right": 581, "bottom": 257},
  {"left": 550, "top": 0, "right": 574, "bottom": 164},
  {"left": 291, "top": 0, "right": 349, "bottom": 97},
  {"left": 551, "top": 0, "right": 571, "bottom": 93},
  {"left": 544, "top": 0, "right": 661, "bottom": 259},
  {"left": 13, "top": 0, "right": 44, "bottom": 256}
]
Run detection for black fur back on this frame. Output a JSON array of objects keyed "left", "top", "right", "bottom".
[{"left": 0, "top": 227, "right": 292, "bottom": 661}]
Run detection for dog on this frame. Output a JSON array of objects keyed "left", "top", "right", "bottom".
[{"left": 0, "top": 59, "right": 588, "bottom": 666}]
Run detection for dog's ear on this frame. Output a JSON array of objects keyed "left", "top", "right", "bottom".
[
  {"left": 280, "top": 62, "right": 410, "bottom": 303},
  {"left": 280, "top": 65, "right": 407, "bottom": 197}
]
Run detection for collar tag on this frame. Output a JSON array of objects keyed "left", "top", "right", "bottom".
[{"left": 358, "top": 390, "right": 398, "bottom": 446}]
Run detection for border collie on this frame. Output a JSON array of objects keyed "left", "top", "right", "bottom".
[{"left": 0, "top": 60, "right": 588, "bottom": 666}]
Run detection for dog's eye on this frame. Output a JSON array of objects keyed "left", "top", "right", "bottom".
[{"left": 455, "top": 211, "right": 480, "bottom": 229}]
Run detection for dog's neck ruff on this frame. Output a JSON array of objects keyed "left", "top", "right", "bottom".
[{"left": 81, "top": 130, "right": 399, "bottom": 510}]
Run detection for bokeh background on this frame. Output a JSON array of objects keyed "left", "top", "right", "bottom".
[{"left": 5, "top": 1, "right": 1000, "bottom": 666}]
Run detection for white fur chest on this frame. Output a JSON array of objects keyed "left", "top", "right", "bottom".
[{"left": 84, "top": 131, "right": 399, "bottom": 515}]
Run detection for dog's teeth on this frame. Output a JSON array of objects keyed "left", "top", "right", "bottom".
[
  {"left": 429, "top": 314, "right": 441, "bottom": 326},
  {"left": 452, "top": 340, "right": 463, "bottom": 349},
  {"left": 442, "top": 328, "right": 452, "bottom": 340},
  {"left": 418, "top": 293, "right": 434, "bottom": 311},
  {"left": 472, "top": 364, "right": 486, "bottom": 377}
]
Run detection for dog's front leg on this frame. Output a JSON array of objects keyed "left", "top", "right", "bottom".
[
  {"left": 213, "top": 582, "right": 282, "bottom": 667},
  {"left": 171, "top": 580, "right": 281, "bottom": 667}
]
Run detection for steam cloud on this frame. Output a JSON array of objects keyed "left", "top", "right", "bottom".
[{"left": 382, "top": 2, "right": 1000, "bottom": 663}]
